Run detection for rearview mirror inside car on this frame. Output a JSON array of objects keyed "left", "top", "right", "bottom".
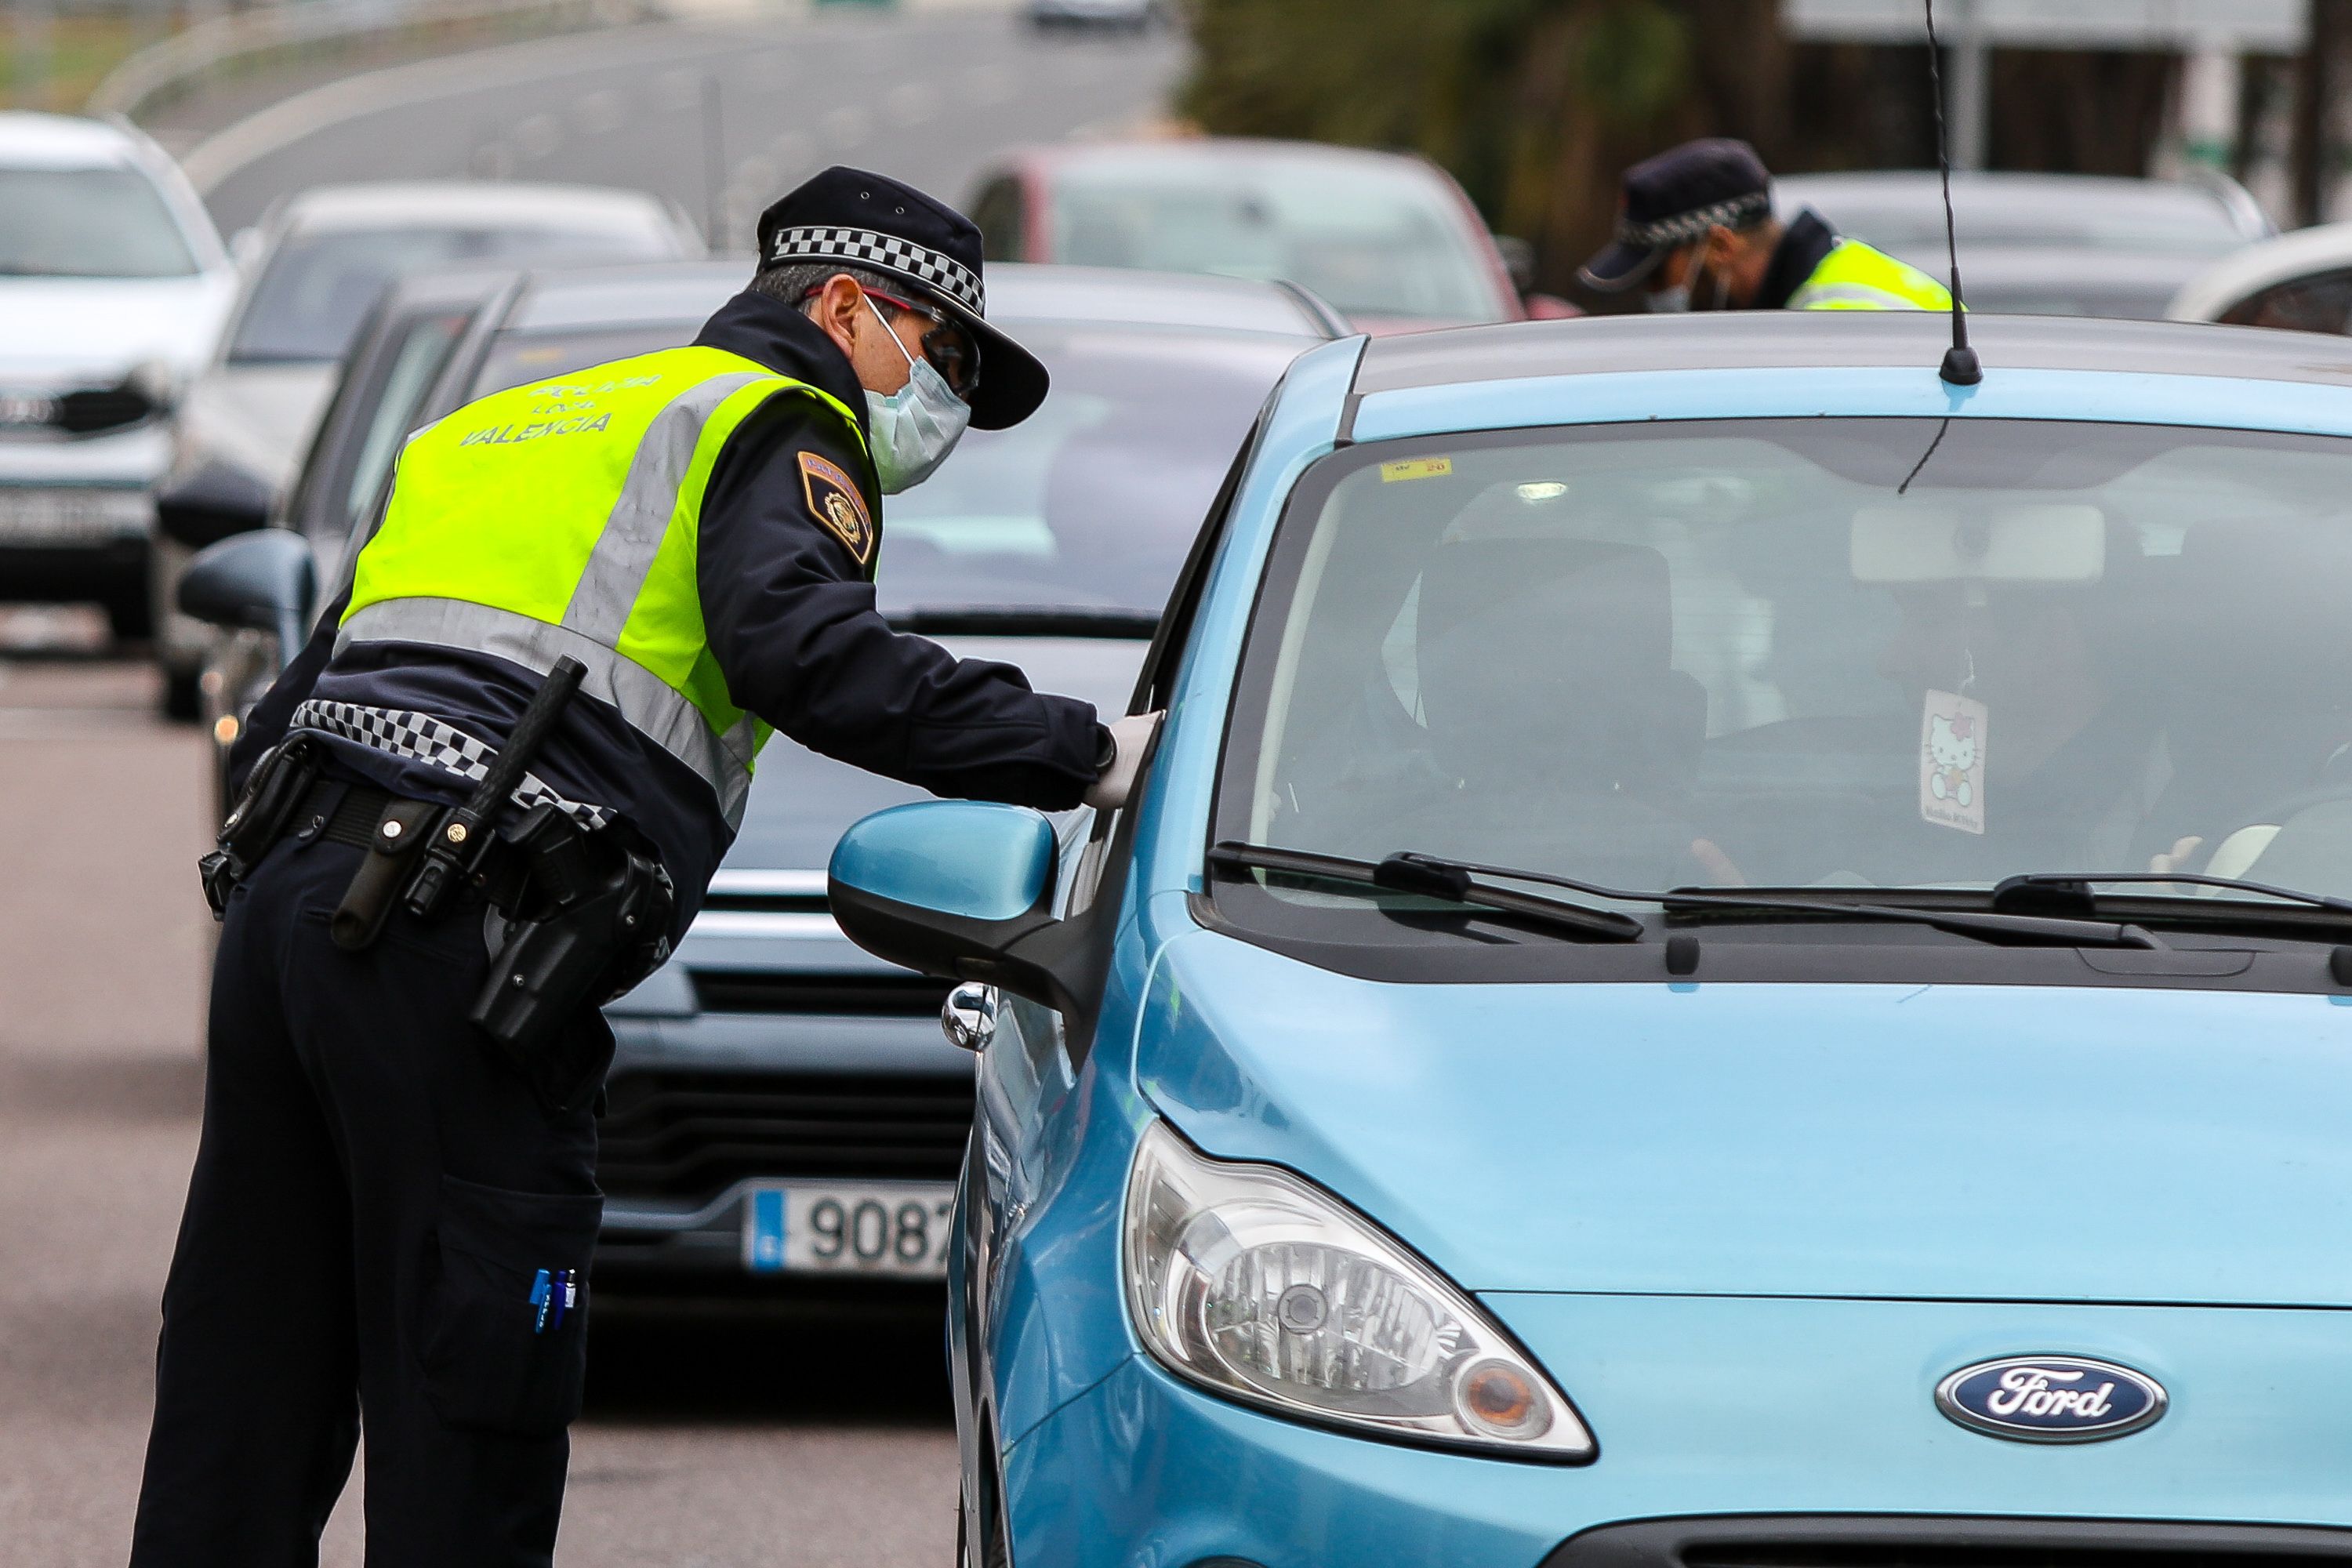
[
  {"left": 828, "top": 802, "right": 1088, "bottom": 1017},
  {"left": 155, "top": 459, "right": 275, "bottom": 548},
  {"left": 177, "top": 529, "right": 314, "bottom": 657}
]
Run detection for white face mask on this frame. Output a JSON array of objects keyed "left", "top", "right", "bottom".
[{"left": 863, "top": 296, "right": 971, "bottom": 495}]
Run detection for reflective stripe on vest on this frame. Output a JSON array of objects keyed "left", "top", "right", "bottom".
[
  {"left": 340, "top": 344, "right": 873, "bottom": 831},
  {"left": 335, "top": 597, "right": 764, "bottom": 826},
  {"left": 1785, "top": 238, "right": 1955, "bottom": 312}
]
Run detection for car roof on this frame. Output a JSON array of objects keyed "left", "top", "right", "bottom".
[
  {"left": 0, "top": 110, "right": 153, "bottom": 168},
  {"left": 1348, "top": 310, "right": 2352, "bottom": 398},
  {"left": 2167, "top": 220, "right": 2352, "bottom": 321},
  {"left": 1007, "top": 136, "right": 1448, "bottom": 181},
  {"left": 494, "top": 259, "right": 1343, "bottom": 339},
  {"left": 271, "top": 180, "right": 681, "bottom": 234},
  {"left": 1778, "top": 169, "right": 2269, "bottom": 245}
]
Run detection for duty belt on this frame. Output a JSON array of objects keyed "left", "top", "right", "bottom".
[{"left": 289, "top": 699, "right": 612, "bottom": 831}]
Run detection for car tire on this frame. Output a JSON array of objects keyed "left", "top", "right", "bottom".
[
  {"left": 104, "top": 590, "right": 152, "bottom": 645},
  {"left": 160, "top": 663, "right": 202, "bottom": 723}
]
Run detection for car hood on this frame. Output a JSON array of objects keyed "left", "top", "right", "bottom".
[
  {"left": 720, "top": 633, "right": 1148, "bottom": 873},
  {"left": 0, "top": 273, "right": 235, "bottom": 381},
  {"left": 1137, "top": 930, "right": 2352, "bottom": 1306},
  {"left": 172, "top": 361, "right": 340, "bottom": 493}
]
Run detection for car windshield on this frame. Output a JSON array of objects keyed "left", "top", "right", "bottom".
[
  {"left": 0, "top": 167, "right": 195, "bottom": 278},
  {"left": 472, "top": 320, "right": 1296, "bottom": 616},
  {"left": 230, "top": 225, "right": 667, "bottom": 364},
  {"left": 1222, "top": 418, "right": 2352, "bottom": 907},
  {"left": 1047, "top": 154, "right": 1501, "bottom": 323}
]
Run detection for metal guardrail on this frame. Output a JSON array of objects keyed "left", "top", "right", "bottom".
[{"left": 87, "top": 0, "right": 652, "bottom": 123}]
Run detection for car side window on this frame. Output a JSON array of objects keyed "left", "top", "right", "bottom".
[
  {"left": 2221, "top": 270, "right": 2352, "bottom": 335},
  {"left": 1062, "top": 419, "right": 1264, "bottom": 920},
  {"left": 971, "top": 178, "right": 1025, "bottom": 263}
]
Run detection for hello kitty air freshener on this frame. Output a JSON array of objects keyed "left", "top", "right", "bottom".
[{"left": 1919, "top": 688, "right": 1987, "bottom": 835}]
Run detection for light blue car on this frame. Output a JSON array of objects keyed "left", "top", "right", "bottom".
[{"left": 829, "top": 310, "right": 2352, "bottom": 1566}]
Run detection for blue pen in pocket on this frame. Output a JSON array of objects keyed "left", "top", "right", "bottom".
[
  {"left": 529, "top": 1268, "right": 553, "bottom": 1334},
  {"left": 550, "top": 1269, "right": 575, "bottom": 1331}
]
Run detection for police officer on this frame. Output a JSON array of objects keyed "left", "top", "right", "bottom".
[
  {"left": 129, "top": 166, "right": 1152, "bottom": 1566},
  {"left": 1579, "top": 137, "right": 1953, "bottom": 312}
]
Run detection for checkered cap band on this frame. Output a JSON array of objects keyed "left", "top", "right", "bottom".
[
  {"left": 1618, "top": 191, "right": 1773, "bottom": 250},
  {"left": 767, "top": 225, "right": 985, "bottom": 315},
  {"left": 291, "top": 699, "right": 612, "bottom": 832}
]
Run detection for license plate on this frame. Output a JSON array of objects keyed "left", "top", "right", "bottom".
[
  {"left": 741, "top": 1181, "right": 956, "bottom": 1278},
  {"left": 0, "top": 489, "right": 141, "bottom": 544}
]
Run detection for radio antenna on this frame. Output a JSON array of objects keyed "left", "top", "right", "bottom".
[{"left": 1924, "top": 0, "right": 1981, "bottom": 386}]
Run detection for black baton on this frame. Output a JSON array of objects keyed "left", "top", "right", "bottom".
[{"left": 405, "top": 655, "right": 587, "bottom": 920}]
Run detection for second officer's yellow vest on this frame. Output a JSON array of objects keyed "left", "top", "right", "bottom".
[
  {"left": 340, "top": 345, "right": 873, "bottom": 829},
  {"left": 1787, "top": 238, "right": 1954, "bottom": 311}
]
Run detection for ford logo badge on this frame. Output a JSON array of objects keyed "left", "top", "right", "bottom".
[{"left": 1935, "top": 1356, "right": 2166, "bottom": 1443}]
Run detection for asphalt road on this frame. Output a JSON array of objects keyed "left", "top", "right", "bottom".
[
  {"left": 3, "top": 9, "right": 1181, "bottom": 1561},
  {"left": 193, "top": 4, "right": 1188, "bottom": 245}
]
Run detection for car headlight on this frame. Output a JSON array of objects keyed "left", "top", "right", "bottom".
[{"left": 1122, "top": 1120, "right": 1594, "bottom": 1459}]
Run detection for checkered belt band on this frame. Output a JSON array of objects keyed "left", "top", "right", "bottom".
[
  {"left": 765, "top": 224, "right": 985, "bottom": 315},
  {"left": 1618, "top": 191, "right": 1773, "bottom": 249},
  {"left": 290, "top": 699, "right": 612, "bottom": 831}
]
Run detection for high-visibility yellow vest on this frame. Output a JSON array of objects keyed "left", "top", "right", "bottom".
[
  {"left": 1787, "top": 238, "right": 1955, "bottom": 311},
  {"left": 340, "top": 345, "right": 873, "bottom": 829}
]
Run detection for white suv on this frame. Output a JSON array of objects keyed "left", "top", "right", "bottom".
[{"left": 0, "top": 113, "right": 234, "bottom": 652}]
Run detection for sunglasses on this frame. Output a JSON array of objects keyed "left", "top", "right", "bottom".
[{"left": 801, "top": 283, "right": 981, "bottom": 399}]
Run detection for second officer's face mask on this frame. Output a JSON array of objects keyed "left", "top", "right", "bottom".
[{"left": 864, "top": 296, "right": 971, "bottom": 495}]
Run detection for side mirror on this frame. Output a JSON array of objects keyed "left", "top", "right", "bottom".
[
  {"left": 1494, "top": 234, "right": 1538, "bottom": 296},
  {"left": 156, "top": 458, "right": 274, "bottom": 548},
  {"left": 828, "top": 802, "right": 1087, "bottom": 1015},
  {"left": 177, "top": 528, "right": 314, "bottom": 657}
]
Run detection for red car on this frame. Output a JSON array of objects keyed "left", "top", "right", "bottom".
[{"left": 967, "top": 138, "right": 1573, "bottom": 333}]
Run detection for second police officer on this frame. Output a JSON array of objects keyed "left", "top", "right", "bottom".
[
  {"left": 1581, "top": 137, "right": 1954, "bottom": 313},
  {"left": 129, "top": 166, "right": 1155, "bottom": 1566}
]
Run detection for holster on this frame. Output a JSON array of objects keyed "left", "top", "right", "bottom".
[
  {"left": 328, "top": 797, "right": 440, "bottom": 951},
  {"left": 198, "top": 735, "right": 320, "bottom": 920},
  {"left": 469, "top": 811, "right": 673, "bottom": 1114}
]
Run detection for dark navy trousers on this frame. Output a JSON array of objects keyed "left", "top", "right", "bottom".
[{"left": 130, "top": 822, "right": 609, "bottom": 1567}]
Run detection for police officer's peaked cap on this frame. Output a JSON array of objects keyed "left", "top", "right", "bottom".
[
  {"left": 757, "top": 165, "right": 1047, "bottom": 430},
  {"left": 1579, "top": 138, "right": 1775, "bottom": 293}
]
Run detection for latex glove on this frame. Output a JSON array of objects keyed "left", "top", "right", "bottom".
[{"left": 1084, "top": 711, "right": 1163, "bottom": 811}]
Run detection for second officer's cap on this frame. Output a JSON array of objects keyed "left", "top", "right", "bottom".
[
  {"left": 757, "top": 165, "right": 1047, "bottom": 430},
  {"left": 1578, "top": 138, "right": 1775, "bottom": 293}
]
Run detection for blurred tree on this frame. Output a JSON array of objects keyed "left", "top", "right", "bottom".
[{"left": 1181, "top": 0, "right": 2186, "bottom": 302}]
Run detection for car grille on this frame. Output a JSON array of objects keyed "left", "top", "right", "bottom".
[
  {"left": 53, "top": 384, "right": 156, "bottom": 435},
  {"left": 1544, "top": 1519, "right": 2352, "bottom": 1568},
  {"left": 597, "top": 1069, "right": 974, "bottom": 1201},
  {"left": 688, "top": 969, "right": 949, "bottom": 1015}
]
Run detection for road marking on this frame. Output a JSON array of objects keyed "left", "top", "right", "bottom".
[{"left": 184, "top": 23, "right": 740, "bottom": 194}]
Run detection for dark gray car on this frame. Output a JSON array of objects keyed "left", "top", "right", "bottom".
[{"left": 223, "top": 258, "right": 1338, "bottom": 1291}]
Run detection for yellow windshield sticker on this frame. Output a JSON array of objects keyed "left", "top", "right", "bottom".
[{"left": 1380, "top": 456, "right": 1453, "bottom": 483}]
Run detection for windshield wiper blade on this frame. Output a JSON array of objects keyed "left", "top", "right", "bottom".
[
  {"left": 1994, "top": 870, "right": 2352, "bottom": 916},
  {"left": 1370, "top": 852, "right": 2165, "bottom": 951},
  {"left": 1206, "top": 842, "right": 1646, "bottom": 942}
]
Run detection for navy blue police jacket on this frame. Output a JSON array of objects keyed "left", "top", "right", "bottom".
[{"left": 231, "top": 289, "right": 1107, "bottom": 938}]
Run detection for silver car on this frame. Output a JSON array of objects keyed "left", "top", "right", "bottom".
[
  {"left": 196, "top": 260, "right": 1341, "bottom": 1295},
  {"left": 0, "top": 112, "right": 234, "bottom": 646},
  {"left": 153, "top": 181, "right": 699, "bottom": 717}
]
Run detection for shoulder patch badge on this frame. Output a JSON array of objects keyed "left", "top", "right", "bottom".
[{"left": 799, "top": 451, "right": 875, "bottom": 567}]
